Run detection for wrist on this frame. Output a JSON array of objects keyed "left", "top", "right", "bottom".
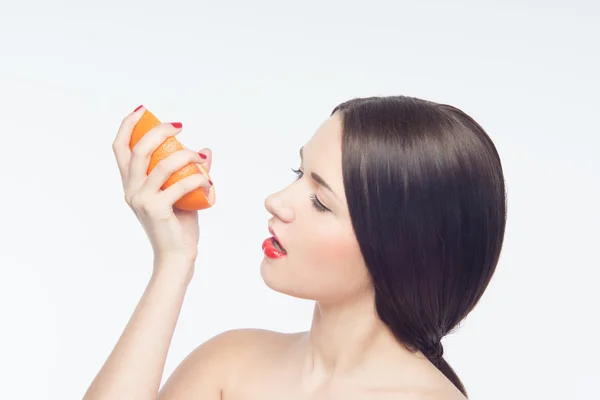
[
  {"left": 153, "top": 250, "right": 197, "bottom": 267},
  {"left": 152, "top": 257, "right": 196, "bottom": 287}
]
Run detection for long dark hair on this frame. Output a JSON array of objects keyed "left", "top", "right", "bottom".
[{"left": 331, "top": 96, "right": 506, "bottom": 397}]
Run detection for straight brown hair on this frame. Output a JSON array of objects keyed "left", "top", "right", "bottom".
[{"left": 331, "top": 96, "right": 507, "bottom": 397}]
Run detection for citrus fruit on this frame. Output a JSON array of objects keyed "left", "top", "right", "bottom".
[{"left": 129, "top": 109, "right": 215, "bottom": 211}]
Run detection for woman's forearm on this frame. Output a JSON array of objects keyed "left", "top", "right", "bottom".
[{"left": 83, "top": 259, "right": 194, "bottom": 400}]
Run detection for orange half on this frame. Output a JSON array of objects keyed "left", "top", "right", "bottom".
[{"left": 129, "top": 109, "right": 215, "bottom": 211}]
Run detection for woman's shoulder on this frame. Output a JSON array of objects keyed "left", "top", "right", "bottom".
[
  {"left": 177, "top": 327, "right": 302, "bottom": 371},
  {"left": 204, "top": 328, "right": 304, "bottom": 360},
  {"left": 215, "top": 327, "right": 304, "bottom": 342},
  {"left": 158, "top": 328, "right": 304, "bottom": 398}
]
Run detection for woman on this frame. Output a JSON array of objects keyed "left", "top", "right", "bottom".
[{"left": 84, "top": 96, "right": 506, "bottom": 399}]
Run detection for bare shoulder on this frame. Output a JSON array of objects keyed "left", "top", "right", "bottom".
[
  {"left": 410, "top": 388, "right": 467, "bottom": 400},
  {"left": 158, "top": 328, "right": 301, "bottom": 399},
  {"left": 389, "top": 369, "right": 467, "bottom": 400}
]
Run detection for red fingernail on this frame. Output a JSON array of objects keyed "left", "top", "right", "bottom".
[
  {"left": 134, "top": 105, "right": 143, "bottom": 112},
  {"left": 209, "top": 180, "right": 213, "bottom": 185},
  {"left": 171, "top": 122, "right": 182, "bottom": 128},
  {"left": 198, "top": 152, "right": 207, "bottom": 159}
]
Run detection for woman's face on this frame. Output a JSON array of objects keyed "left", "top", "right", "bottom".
[{"left": 261, "top": 112, "right": 372, "bottom": 303}]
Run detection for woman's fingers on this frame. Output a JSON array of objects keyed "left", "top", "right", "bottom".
[
  {"left": 144, "top": 149, "right": 206, "bottom": 193},
  {"left": 158, "top": 173, "right": 212, "bottom": 207},
  {"left": 112, "top": 105, "right": 145, "bottom": 184},
  {"left": 197, "top": 148, "right": 212, "bottom": 173},
  {"left": 128, "top": 122, "right": 183, "bottom": 187},
  {"left": 114, "top": 107, "right": 214, "bottom": 215}
]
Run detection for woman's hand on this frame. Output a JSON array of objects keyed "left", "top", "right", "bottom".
[{"left": 112, "top": 106, "right": 212, "bottom": 274}]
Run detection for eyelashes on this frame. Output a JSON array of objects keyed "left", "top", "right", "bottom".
[
  {"left": 309, "top": 193, "right": 328, "bottom": 212},
  {"left": 291, "top": 168, "right": 330, "bottom": 212}
]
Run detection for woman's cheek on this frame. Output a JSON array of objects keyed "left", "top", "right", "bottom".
[{"left": 312, "top": 230, "right": 364, "bottom": 275}]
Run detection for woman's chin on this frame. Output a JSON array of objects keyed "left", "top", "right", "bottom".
[
  {"left": 260, "top": 261, "right": 310, "bottom": 300},
  {"left": 260, "top": 259, "right": 292, "bottom": 295},
  {"left": 259, "top": 262, "right": 334, "bottom": 301}
]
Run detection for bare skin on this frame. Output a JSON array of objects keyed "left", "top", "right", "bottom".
[
  {"left": 84, "top": 107, "right": 466, "bottom": 400},
  {"left": 159, "top": 328, "right": 465, "bottom": 400}
]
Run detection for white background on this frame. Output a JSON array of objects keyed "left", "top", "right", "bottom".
[{"left": 1, "top": 0, "right": 599, "bottom": 399}]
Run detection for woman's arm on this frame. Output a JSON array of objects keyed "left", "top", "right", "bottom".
[
  {"left": 86, "top": 107, "right": 219, "bottom": 399},
  {"left": 83, "top": 259, "right": 199, "bottom": 400}
]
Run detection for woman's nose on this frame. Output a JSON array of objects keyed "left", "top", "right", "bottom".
[{"left": 264, "top": 191, "right": 294, "bottom": 222}]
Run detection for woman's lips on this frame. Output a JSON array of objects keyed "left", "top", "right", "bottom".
[
  {"left": 264, "top": 226, "right": 287, "bottom": 258},
  {"left": 262, "top": 238, "right": 287, "bottom": 259}
]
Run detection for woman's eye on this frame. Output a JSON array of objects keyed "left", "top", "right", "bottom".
[
  {"left": 309, "top": 193, "right": 329, "bottom": 212},
  {"left": 291, "top": 168, "right": 303, "bottom": 180},
  {"left": 291, "top": 168, "right": 330, "bottom": 213}
]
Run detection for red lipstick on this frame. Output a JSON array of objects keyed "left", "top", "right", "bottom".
[
  {"left": 262, "top": 238, "right": 287, "bottom": 259},
  {"left": 263, "top": 226, "right": 287, "bottom": 259}
]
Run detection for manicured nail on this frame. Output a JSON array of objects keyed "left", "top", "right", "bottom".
[
  {"left": 134, "top": 105, "right": 143, "bottom": 112},
  {"left": 209, "top": 180, "right": 213, "bottom": 186},
  {"left": 171, "top": 122, "right": 182, "bottom": 128},
  {"left": 198, "top": 152, "right": 207, "bottom": 159}
]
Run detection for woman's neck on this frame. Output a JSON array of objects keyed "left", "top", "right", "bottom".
[
  {"left": 291, "top": 290, "right": 456, "bottom": 394},
  {"left": 299, "top": 289, "right": 415, "bottom": 384}
]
